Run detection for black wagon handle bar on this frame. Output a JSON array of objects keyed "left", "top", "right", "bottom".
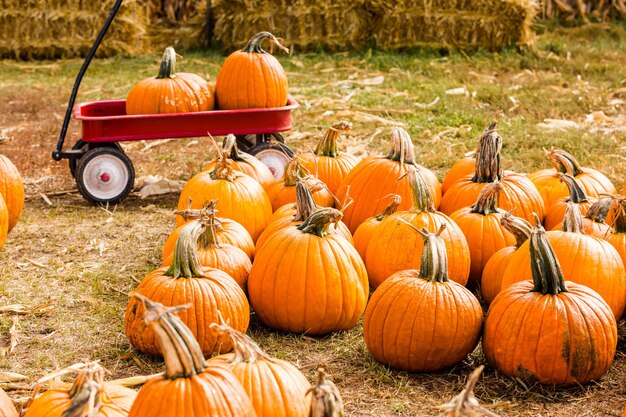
[{"left": 52, "top": 0, "right": 124, "bottom": 161}]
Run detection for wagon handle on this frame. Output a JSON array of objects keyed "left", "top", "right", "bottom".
[{"left": 52, "top": 0, "right": 124, "bottom": 161}]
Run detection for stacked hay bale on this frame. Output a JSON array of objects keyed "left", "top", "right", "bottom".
[
  {"left": 211, "top": 0, "right": 374, "bottom": 52},
  {"left": 370, "top": 0, "right": 538, "bottom": 50},
  {"left": 146, "top": 0, "right": 210, "bottom": 50},
  {"left": 0, "top": 0, "right": 149, "bottom": 59},
  {"left": 542, "top": 0, "right": 625, "bottom": 21}
]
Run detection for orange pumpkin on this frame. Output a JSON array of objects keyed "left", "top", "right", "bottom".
[
  {"left": 364, "top": 225, "right": 483, "bottom": 372},
  {"left": 440, "top": 123, "right": 545, "bottom": 223},
  {"left": 127, "top": 296, "right": 256, "bottom": 417},
  {"left": 353, "top": 194, "right": 401, "bottom": 261},
  {"left": 544, "top": 173, "right": 594, "bottom": 230},
  {"left": 528, "top": 148, "right": 615, "bottom": 208},
  {"left": 248, "top": 208, "right": 369, "bottom": 335},
  {"left": 126, "top": 47, "right": 214, "bottom": 114},
  {"left": 605, "top": 198, "right": 626, "bottom": 275},
  {"left": 0, "top": 387, "right": 17, "bottom": 417},
  {"left": 23, "top": 363, "right": 136, "bottom": 417},
  {"left": 209, "top": 323, "right": 311, "bottom": 417},
  {"left": 177, "top": 155, "right": 272, "bottom": 241},
  {"left": 481, "top": 212, "right": 531, "bottom": 304},
  {"left": 266, "top": 157, "right": 334, "bottom": 211},
  {"left": 299, "top": 121, "right": 359, "bottom": 194},
  {"left": 0, "top": 195, "right": 7, "bottom": 251},
  {"left": 215, "top": 32, "right": 289, "bottom": 110},
  {"left": 0, "top": 138, "right": 24, "bottom": 233},
  {"left": 483, "top": 219, "right": 617, "bottom": 386},
  {"left": 203, "top": 135, "right": 274, "bottom": 189},
  {"left": 449, "top": 181, "right": 516, "bottom": 286},
  {"left": 365, "top": 169, "right": 470, "bottom": 288},
  {"left": 126, "top": 221, "right": 250, "bottom": 356},
  {"left": 501, "top": 203, "right": 626, "bottom": 319},
  {"left": 552, "top": 196, "right": 613, "bottom": 238}
]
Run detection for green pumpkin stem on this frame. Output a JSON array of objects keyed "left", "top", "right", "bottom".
[
  {"left": 315, "top": 121, "right": 352, "bottom": 157},
  {"left": 470, "top": 181, "right": 502, "bottom": 215},
  {"left": 374, "top": 194, "right": 402, "bottom": 221},
  {"left": 307, "top": 368, "right": 345, "bottom": 417},
  {"left": 242, "top": 31, "right": 289, "bottom": 54},
  {"left": 500, "top": 211, "right": 532, "bottom": 248},
  {"left": 407, "top": 169, "right": 435, "bottom": 213},
  {"left": 294, "top": 178, "right": 318, "bottom": 221},
  {"left": 284, "top": 157, "right": 310, "bottom": 186},
  {"left": 414, "top": 224, "right": 449, "bottom": 283},
  {"left": 472, "top": 121, "right": 503, "bottom": 183},
  {"left": 156, "top": 47, "right": 177, "bottom": 79},
  {"left": 612, "top": 198, "right": 626, "bottom": 234},
  {"left": 298, "top": 208, "right": 343, "bottom": 238},
  {"left": 165, "top": 220, "right": 206, "bottom": 278},
  {"left": 546, "top": 148, "right": 584, "bottom": 177},
  {"left": 585, "top": 196, "right": 613, "bottom": 225},
  {"left": 529, "top": 214, "right": 568, "bottom": 295},
  {"left": 135, "top": 294, "right": 206, "bottom": 379},
  {"left": 211, "top": 322, "right": 271, "bottom": 363},
  {"left": 386, "top": 127, "right": 417, "bottom": 165},
  {"left": 558, "top": 173, "right": 588, "bottom": 203},
  {"left": 561, "top": 201, "right": 585, "bottom": 234}
]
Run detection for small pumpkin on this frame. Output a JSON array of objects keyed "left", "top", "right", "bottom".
[
  {"left": 337, "top": 127, "right": 441, "bottom": 233},
  {"left": 177, "top": 154, "right": 272, "bottom": 241},
  {"left": 363, "top": 225, "right": 483, "bottom": 372},
  {"left": 353, "top": 194, "right": 401, "bottom": 261},
  {"left": 209, "top": 323, "right": 311, "bottom": 417},
  {"left": 480, "top": 212, "right": 531, "bottom": 304},
  {"left": 215, "top": 32, "right": 289, "bottom": 110},
  {"left": 307, "top": 369, "right": 344, "bottom": 417},
  {"left": 266, "top": 157, "right": 334, "bottom": 211},
  {"left": 127, "top": 296, "right": 256, "bottom": 417},
  {"left": 0, "top": 137, "right": 24, "bottom": 233},
  {"left": 528, "top": 148, "right": 616, "bottom": 208},
  {"left": 365, "top": 169, "right": 470, "bottom": 288},
  {"left": 248, "top": 208, "right": 369, "bottom": 335},
  {"left": 203, "top": 135, "right": 274, "bottom": 189},
  {"left": 23, "top": 362, "right": 136, "bottom": 417},
  {"left": 299, "top": 121, "right": 359, "bottom": 194},
  {"left": 483, "top": 218, "right": 617, "bottom": 386},
  {"left": 0, "top": 387, "right": 17, "bottom": 417},
  {"left": 126, "top": 220, "right": 250, "bottom": 356},
  {"left": 544, "top": 173, "right": 594, "bottom": 230},
  {"left": 126, "top": 47, "right": 214, "bottom": 114}
]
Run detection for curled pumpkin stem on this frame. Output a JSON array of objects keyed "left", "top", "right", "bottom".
[{"left": 243, "top": 31, "right": 290, "bottom": 54}]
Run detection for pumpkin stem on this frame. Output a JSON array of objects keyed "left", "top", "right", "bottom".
[
  {"left": 211, "top": 322, "right": 272, "bottom": 363},
  {"left": 470, "top": 181, "right": 502, "bottom": 215},
  {"left": 585, "top": 196, "right": 613, "bottom": 225},
  {"left": 242, "top": 31, "right": 289, "bottom": 54},
  {"left": 283, "top": 157, "right": 310, "bottom": 186},
  {"left": 221, "top": 134, "right": 248, "bottom": 162},
  {"left": 529, "top": 216, "right": 568, "bottom": 295},
  {"left": 441, "top": 365, "right": 500, "bottom": 417},
  {"left": 294, "top": 178, "right": 318, "bottom": 221},
  {"left": 374, "top": 194, "right": 402, "bottom": 221},
  {"left": 406, "top": 168, "right": 435, "bottom": 213},
  {"left": 500, "top": 211, "right": 531, "bottom": 248},
  {"left": 472, "top": 121, "right": 503, "bottom": 183},
  {"left": 386, "top": 127, "right": 417, "bottom": 165},
  {"left": 62, "top": 362, "right": 106, "bottom": 417},
  {"left": 210, "top": 153, "right": 237, "bottom": 181},
  {"left": 611, "top": 198, "right": 626, "bottom": 234},
  {"left": 414, "top": 224, "right": 450, "bottom": 283},
  {"left": 546, "top": 148, "right": 585, "bottom": 177},
  {"left": 314, "top": 121, "right": 352, "bottom": 157},
  {"left": 135, "top": 294, "right": 206, "bottom": 379},
  {"left": 307, "top": 368, "right": 345, "bottom": 417},
  {"left": 156, "top": 47, "right": 177, "bottom": 79},
  {"left": 561, "top": 201, "right": 585, "bottom": 234},
  {"left": 558, "top": 173, "right": 588, "bottom": 204},
  {"left": 298, "top": 208, "right": 343, "bottom": 238},
  {"left": 165, "top": 220, "right": 206, "bottom": 278}
]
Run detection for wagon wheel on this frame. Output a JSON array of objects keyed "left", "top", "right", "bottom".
[
  {"left": 69, "top": 140, "right": 123, "bottom": 178},
  {"left": 244, "top": 134, "right": 295, "bottom": 180},
  {"left": 75, "top": 147, "right": 135, "bottom": 204}
]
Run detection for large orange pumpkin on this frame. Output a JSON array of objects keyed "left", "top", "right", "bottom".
[
  {"left": 449, "top": 181, "right": 516, "bottom": 285},
  {"left": 501, "top": 204, "right": 626, "bottom": 319},
  {"left": 0, "top": 387, "right": 17, "bottom": 417},
  {"left": 544, "top": 173, "right": 594, "bottom": 230},
  {"left": 126, "top": 47, "right": 214, "bottom": 114},
  {"left": 299, "top": 121, "right": 359, "bottom": 194},
  {"left": 337, "top": 127, "right": 441, "bottom": 232},
  {"left": 480, "top": 212, "right": 531, "bottom": 304},
  {"left": 440, "top": 123, "right": 545, "bottom": 223},
  {"left": 0, "top": 138, "right": 24, "bottom": 233},
  {"left": 127, "top": 296, "right": 256, "bottom": 417},
  {"left": 209, "top": 323, "right": 311, "bottom": 417},
  {"left": 483, "top": 220, "right": 617, "bottom": 386},
  {"left": 23, "top": 363, "right": 136, "bottom": 417},
  {"left": 528, "top": 148, "right": 616, "bottom": 208},
  {"left": 125, "top": 221, "right": 250, "bottom": 356},
  {"left": 177, "top": 156, "right": 272, "bottom": 241},
  {"left": 203, "top": 135, "right": 274, "bottom": 189},
  {"left": 552, "top": 196, "right": 613, "bottom": 238},
  {"left": 215, "top": 32, "right": 289, "bottom": 110},
  {"left": 363, "top": 225, "right": 483, "bottom": 372},
  {"left": 353, "top": 194, "right": 401, "bottom": 261},
  {"left": 0, "top": 195, "right": 7, "bottom": 251},
  {"left": 365, "top": 169, "right": 470, "bottom": 288},
  {"left": 248, "top": 208, "right": 369, "bottom": 335}
]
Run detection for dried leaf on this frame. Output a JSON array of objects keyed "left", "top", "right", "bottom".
[
  {"left": 0, "top": 317, "right": 19, "bottom": 358},
  {"left": 0, "top": 372, "right": 28, "bottom": 383},
  {"left": 135, "top": 175, "right": 185, "bottom": 199},
  {"left": 446, "top": 87, "right": 469, "bottom": 96},
  {"left": 0, "top": 302, "right": 53, "bottom": 315},
  {"left": 537, "top": 119, "right": 580, "bottom": 130}
]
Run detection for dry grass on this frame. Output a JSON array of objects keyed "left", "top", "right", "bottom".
[{"left": 1, "top": 22, "right": 626, "bottom": 415}]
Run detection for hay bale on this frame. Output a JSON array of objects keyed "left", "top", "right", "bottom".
[
  {"left": 371, "top": 0, "right": 538, "bottom": 50},
  {"left": 542, "top": 0, "right": 626, "bottom": 21},
  {"left": 211, "top": 0, "right": 374, "bottom": 52},
  {"left": 145, "top": 0, "right": 210, "bottom": 51},
  {"left": 0, "top": 0, "right": 149, "bottom": 60}
]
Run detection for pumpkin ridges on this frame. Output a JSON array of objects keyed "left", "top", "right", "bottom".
[
  {"left": 0, "top": 148, "right": 24, "bottom": 233},
  {"left": 0, "top": 195, "right": 7, "bottom": 251}
]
